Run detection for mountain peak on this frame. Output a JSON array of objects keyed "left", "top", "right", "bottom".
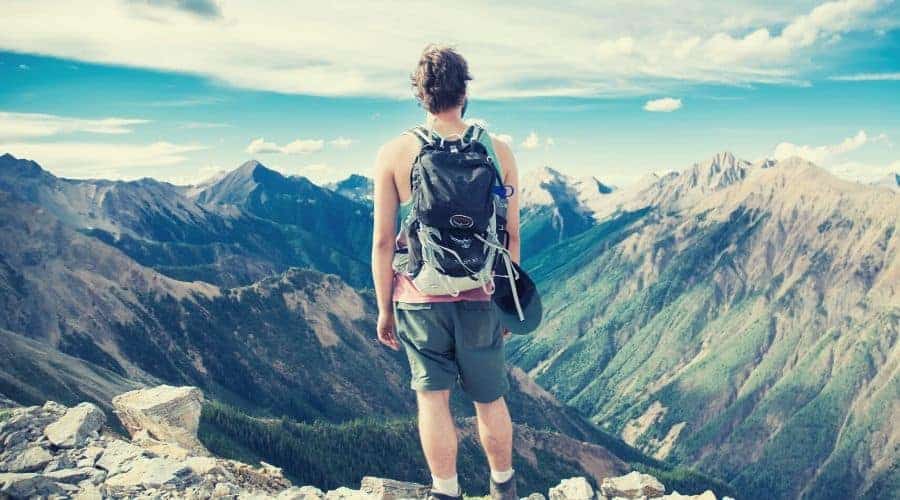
[{"left": 328, "top": 173, "right": 374, "bottom": 202}]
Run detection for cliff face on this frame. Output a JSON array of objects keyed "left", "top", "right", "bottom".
[{"left": 0, "top": 386, "right": 729, "bottom": 500}]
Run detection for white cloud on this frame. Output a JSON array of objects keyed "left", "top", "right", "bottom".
[
  {"left": 773, "top": 130, "right": 888, "bottom": 165},
  {"left": 828, "top": 72, "right": 900, "bottom": 81},
  {"left": 521, "top": 132, "right": 541, "bottom": 150},
  {"left": 245, "top": 138, "right": 282, "bottom": 155},
  {"left": 245, "top": 137, "right": 323, "bottom": 155},
  {"left": 0, "top": 111, "right": 148, "bottom": 139},
  {"left": 0, "top": 141, "right": 207, "bottom": 179},
  {"left": 282, "top": 139, "right": 324, "bottom": 154},
  {"left": 0, "top": 0, "right": 892, "bottom": 98},
  {"left": 328, "top": 137, "right": 355, "bottom": 149},
  {"left": 520, "top": 131, "right": 555, "bottom": 150},
  {"left": 643, "top": 97, "right": 682, "bottom": 112}
]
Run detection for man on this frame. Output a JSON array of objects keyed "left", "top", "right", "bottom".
[{"left": 371, "top": 44, "right": 521, "bottom": 500}]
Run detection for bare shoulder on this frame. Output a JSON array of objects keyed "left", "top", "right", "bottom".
[
  {"left": 490, "top": 135, "right": 518, "bottom": 180},
  {"left": 375, "top": 133, "right": 420, "bottom": 171}
]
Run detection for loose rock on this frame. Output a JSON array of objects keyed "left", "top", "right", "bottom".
[
  {"left": 1, "top": 445, "right": 53, "bottom": 472},
  {"left": 112, "top": 385, "right": 209, "bottom": 455},
  {"left": 44, "top": 402, "right": 106, "bottom": 448},
  {"left": 549, "top": 477, "right": 594, "bottom": 500},
  {"left": 360, "top": 476, "right": 430, "bottom": 499},
  {"left": 600, "top": 471, "right": 666, "bottom": 498}
]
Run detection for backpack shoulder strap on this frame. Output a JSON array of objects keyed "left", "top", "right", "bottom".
[{"left": 404, "top": 126, "right": 433, "bottom": 146}]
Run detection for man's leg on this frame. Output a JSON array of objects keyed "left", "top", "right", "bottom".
[
  {"left": 416, "top": 390, "right": 458, "bottom": 482},
  {"left": 473, "top": 396, "right": 513, "bottom": 472}
]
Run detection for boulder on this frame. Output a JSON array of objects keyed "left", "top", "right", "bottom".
[
  {"left": 0, "top": 445, "right": 53, "bottom": 472},
  {"left": 324, "top": 486, "right": 368, "bottom": 499},
  {"left": 112, "top": 385, "right": 208, "bottom": 455},
  {"left": 44, "top": 467, "right": 97, "bottom": 484},
  {"left": 43, "top": 402, "right": 106, "bottom": 448},
  {"left": 524, "top": 494, "right": 547, "bottom": 500},
  {"left": 0, "top": 472, "right": 65, "bottom": 497},
  {"left": 660, "top": 491, "right": 717, "bottom": 500},
  {"left": 600, "top": 471, "right": 665, "bottom": 498},
  {"left": 549, "top": 477, "right": 595, "bottom": 500},
  {"left": 360, "top": 476, "right": 430, "bottom": 499},
  {"left": 96, "top": 439, "right": 147, "bottom": 475},
  {"left": 105, "top": 456, "right": 194, "bottom": 489},
  {"left": 278, "top": 485, "right": 326, "bottom": 499}
]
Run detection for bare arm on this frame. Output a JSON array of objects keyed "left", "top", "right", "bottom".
[
  {"left": 494, "top": 139, "right": 521, "bottom": 264},
  {"left": 372, "top": 143, "right": 400, "bottom": 350}
]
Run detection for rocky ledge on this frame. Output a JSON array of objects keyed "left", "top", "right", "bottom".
[{"left": 0, "top": 386, "right": 731, "bottom": 499}]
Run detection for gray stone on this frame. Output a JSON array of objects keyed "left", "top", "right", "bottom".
[
  {"left": 600, "top": 472, "right": 665, "bottom": 499},
  {"left": 659, "top": 491, "right": 717, "bottom": 500},
  {"left": 43, "top": 454, "right": 77, "bottom": 473},
  {"left": 277, "top": 485, "right": 327, "bottom": 499},
  {"left": 105, "top": 456, "right": 194, "bottom": 489},
  {"left": 3, "top": 429, "right": 29, "bottom": 448},
  {"left": 44, "top": 402, "right": 106, "bottom": 448},
  {"left": 0, "top": 472, "right": 65, "bottom": 497},
  {"left": 45, "top": 467, "right": 97, "bottom": 484},
  {"left": 41, "top": 401, "right": 68, "bottom": 418},
  {"left": 324, "top": 486, "right": 368, "bottom": 499},
  {"left": 549, "top": 477, "right": 594, "bottom": 500},
  {"left": 112, "top": 385, "right": 208, "bottom": 455},
  {"left": 360, "top": 476, "right": 430, "bottom": 499},
  {"left": 212, "top": 481, "right": 239, "bottom": 497},
  {"left": 96, "top": 439, "right": 146, "bottom": 474},
  {"left": 184, "top": 455, "right": 223, "bottom": 476},
  {"left": 73, "top": 483, "right": 104, "bottom": 500},
  {"left": 1, "top": 445, "right": 54, "bottom": 472}
]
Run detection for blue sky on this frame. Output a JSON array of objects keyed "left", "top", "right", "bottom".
[{"left": 1, "top": 0, "right": 899, "bottom": 186}]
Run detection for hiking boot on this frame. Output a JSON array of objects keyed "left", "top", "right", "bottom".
[
  {"left": 490, "top": 474, "right": 517, "bottom": 500},
  {"left": 427, "top": 491, "right": 461, "bottom": 500}
]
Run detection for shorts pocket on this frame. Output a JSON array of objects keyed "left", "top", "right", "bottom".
[{"left": 457, "top": 301, "right": 500, "bottom": 350}]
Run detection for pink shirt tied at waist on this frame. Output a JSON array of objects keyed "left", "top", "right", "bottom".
[{"left": 392, "top": 271, "right": 494, "bottom": 303}]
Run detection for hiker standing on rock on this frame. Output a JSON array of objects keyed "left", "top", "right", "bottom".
[{"left": 371, "top": 44, "right": 522, "bottom": 500}]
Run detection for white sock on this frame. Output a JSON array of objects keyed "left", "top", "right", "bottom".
[
  {"left": 491, "top": 468, "right": 514, "bottom": 484},
  {"left": 431, "top": 474, "right": 460, "bottom": 497}
]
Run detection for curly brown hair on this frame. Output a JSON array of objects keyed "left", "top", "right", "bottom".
[{"left": 410, "top": 44, "right": 472, "bottom": 114}]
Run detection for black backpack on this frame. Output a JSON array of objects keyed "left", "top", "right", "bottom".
[{"left": 393, "top": 124, "right": 511, "bottom": 296}]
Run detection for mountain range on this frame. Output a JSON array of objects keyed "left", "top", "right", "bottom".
[
  {"left": 0, "top": 150, "right": 895, "bottom": 499},
  {"left": 0, "top": 152, "right": 730, "bottom": 496},
  {"left": 509, "top": 152, "right": 898, "bottom": 500}
]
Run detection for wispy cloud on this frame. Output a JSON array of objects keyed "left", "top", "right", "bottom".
[
  {"left": 126, "top": 0, "right": 222, "bottom": 19},
  {"left": 643, "top": 97, "right": 682, "bottom": 112},
  {"left": 328, "top": 137, "right": 355, "bottom": 149},
  {"left": 0, "top": 0, "right": 891, "bottom": 98},
  {"left": 245, "top": 137, "right": 324, "bottom": 155},
  {"left": 828, "top": 72, "right": 900, "bottom": 81},
  {"left": 520, "top": 131, "right": 554, "bottom": 150},
  {"left": 0, "top": 111, "right": 148, "bottom": 139},
  {"left": 773, "top": 130, "right": 888, "bottom": 166},
  {"left": 147, "top": 96, "right": 226, "bottom": 107},
  {"left": 179, "top": 121, "right": 230, "bottom": 129},
  {"left": 0, "top": 141, "right": 207, "bottom": 179}
]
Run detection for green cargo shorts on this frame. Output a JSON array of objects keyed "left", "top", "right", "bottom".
[{"left": 393, "top": 300, "right": 509, "bottom": 403}]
